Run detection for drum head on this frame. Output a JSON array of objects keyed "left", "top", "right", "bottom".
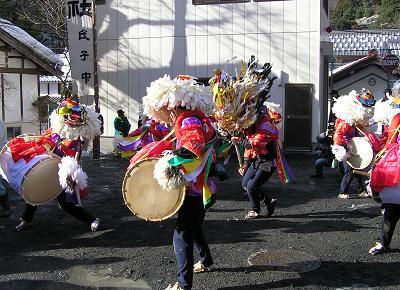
[
  {"left": 22, "top": 157, "right": 63, "bottom": 205},
  {"left": 122, "top": 158, "right": 185, "bottom": 221},
  {"left": 346, "top": 137, "right": 374, "bottom": 170}
]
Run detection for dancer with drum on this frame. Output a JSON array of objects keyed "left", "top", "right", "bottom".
[
  {"left": 331, "top": 89, "right": 375, "bottom": 199},
  {"left": 133, "top": 75, "right": 216, "bottom": 290},
  {"left": 14, "top": 96, "right": 102, "bottom": 232},
  {"left": 369, "top": 82, "right": 400, "bottom": 255}
]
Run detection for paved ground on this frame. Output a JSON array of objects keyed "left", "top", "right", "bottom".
[{"left": 0, "top": 153, "right": 399, "bottom": 290}]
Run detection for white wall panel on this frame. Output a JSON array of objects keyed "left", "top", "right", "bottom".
[
  {"left": 150, "top": 37, "right": 163, "bottom": 80},
  {"left": 139, "top": 38, "right": 151, "bottom": 101},
  {"left": 297, "top": 0, "right": 310, "bottom": 32},
  {"left": 49, "top": 83, "right": 59, "bottom": 95},
  {"left": 195, "top": 4, "right": 208, "bottom": 36},
  {"left": 107, "top": 0, "right": 119, "bottom": 39},
  {"left": 195, "top": 35, "right": 208, "bottom": 78},
  {"left": 137, "top": 1, "right": 150, "bottom": 38},
  {"left": 23, "top": 59, "right": 37, "bottom": 69},
  {"left": 0, "top": 51, "right": 4, "bottom": 67},
  {"left": 186, "top": 1, "right": 196, "bottom": 36},
  {"left": 232, "top": 34, "right": 245, "bottom": 64},
  {"left": 186, "top": 36, "right": 197, "bottom": 76},
  {"left": 161, "top": 0, "right": 174, "bottom": 37},
  {"left": 207, "top": 5, "right": 220, "bottom": 35},
  {"left": 106, "top": 40, "right": 119, "bottom": 136},
  {"left": 270, "top": 1, "right": 284, "bottom": 33},
  {"left": 283, "top": 32, "right": 297, "bottom": 83},
  {"left": 309, "top": 0, "right": 320, "bottom": 32},
  {"left": 219, "top": 4, "right": 233, "bottom": 36},
  {"left": 232, "top": 3, "right": 245, "bottom": 35},
  {"left": 283, "top": 0, "right": 297, "bottom": 33},
  {"left": 257, "top": 2, "right": 271, "bottom": 34},
  {"left": 244, "top": 2, "right": 257, "bottom": 34},
  {"left": 128, "top": 38, "right": 140, "bottom": 123},
  {"left": 258, "top": 33, "right": 271, "bottom": 67},
  {"left": 244, "top": 34, "right": 258, "bottom": 60},
  {"left": 22, "top": 75, "right": 38, "bottom": 123},
  {"left": 117, "top": 0, "right": 130, "bottom": 39},
  {"left": 207, "top": 34, "right": 220, "bottom": 76},
  {"left": 127, "top": 0, "right": 139, "bottom": 39},
  {"left": 296, "top": 32, "right": 310, "bottom": 83},
  {"left": 149, "top": 0, "right": 162, "bottom": 37},
  {"left": 117, "top": 38, "right": 130, "bottom": 115},
  {"left": 220, "top": 34, "right": 234, "bottom": 73},
  {"left": 161, "top": 37, "right": 173, "bottom": 76},
  {"left": 4, "top": 74, "right": 21, "bottom": 122}
]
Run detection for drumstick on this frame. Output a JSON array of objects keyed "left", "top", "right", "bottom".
[{"left": 352, "top": 169, "right": 371, "bottom": 177}]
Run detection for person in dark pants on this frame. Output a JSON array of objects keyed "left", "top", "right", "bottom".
[
  {"left": 16, "top": 190, "right": 99, "bottom": 232},
  {"left": 310, "top": 132, "right": 334, "bottom": 178},
  {"left": 338, "top": 161, "right": 366, "bottom": 198},
  {"left": 241, "top": 149, "right": 277, "bottom": 219},
  {"left": 173, "top": 195, "right": 213, "bottom": 289},
  {"left": 233, "top": 112, "right": 279, "bottom": 220}
]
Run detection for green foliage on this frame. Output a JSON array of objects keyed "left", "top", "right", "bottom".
[
  {"left": 330, "top": 0, "right": 400, "bottom": 29},
  {"left": 378, "top": 0, "right": 400, "bottom": 28}
]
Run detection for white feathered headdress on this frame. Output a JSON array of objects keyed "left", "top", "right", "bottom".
[
  {"left": 142, "top": 75, "right": 214, "bottom": 124},
  {"left": 332, "top": 90, "right": 374, "bottom": 126},
  {"left": 50, "top": 105, "right": 102, "bottom": 142}
]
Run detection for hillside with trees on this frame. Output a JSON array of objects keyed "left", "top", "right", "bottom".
[{"left": 330, "top": 0, "right": 400, "bottom": 30}]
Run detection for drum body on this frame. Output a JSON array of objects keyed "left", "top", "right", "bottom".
[
  {"left": 122, "top": 158, "right": 186, "bottom": 221},
  {"left": 0, "top": 148, "right": 62, "bottom": 205},
  {"left": 346, "top": 137, "right": 374, "bottom": 170}
]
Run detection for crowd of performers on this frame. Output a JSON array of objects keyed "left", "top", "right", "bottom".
[{"left": 1, "top": 55, "right": 400, "bottom": 290}]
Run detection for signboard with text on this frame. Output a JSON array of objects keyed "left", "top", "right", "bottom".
[
  {"left": 66, "top": 0, "right": 94, "bottom": 97},
  {"left": 382, "top": 54, "right": 400, "bottom": 72}
]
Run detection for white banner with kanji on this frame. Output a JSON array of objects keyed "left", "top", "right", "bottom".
[{"left": 66, "top": 0, "right": 94, "bottom": 97}]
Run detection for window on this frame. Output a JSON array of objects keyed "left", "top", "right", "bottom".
[
  {"left": 193, "top": 0, "right": 249, "bottom": 5},
  {"left": 7, "top": 127, "right": 21, "bottom": 139}
]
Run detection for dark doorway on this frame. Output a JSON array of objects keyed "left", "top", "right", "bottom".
[{"left": 284, "top": 84, "right": 313, "bottom": 151}]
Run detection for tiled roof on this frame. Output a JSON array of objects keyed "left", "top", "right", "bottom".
[{"left": 330, "top": 30, "right": 400, "bottom": 56}]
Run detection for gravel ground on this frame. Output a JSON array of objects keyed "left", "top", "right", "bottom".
[{"left": 0, "top": 153, "right": 399, "bottom": 290}]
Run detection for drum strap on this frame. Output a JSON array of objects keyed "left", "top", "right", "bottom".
[{"left": 375, "top": 124, "right": 400, "bottom": 162}]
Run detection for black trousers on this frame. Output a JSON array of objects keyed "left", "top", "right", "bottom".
[
  {"left": 242, "top": 164, "right": 276, "bottom": 213},
  {"left": 380, "top": 203, "right": 400, "bottom": 247},
  {"left": 339, "top": 162, "right": 364, "bottom": 194},
  {"left": 173, "top": 196, "right": 213, "bottom": 290},
  {"left": 22, "top": 191, "right": 95, "bottom": 225}
]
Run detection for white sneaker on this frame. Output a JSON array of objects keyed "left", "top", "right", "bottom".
[
  {"left": 193, "top": 261, "right": 213, "bottom": 273},
  {"left": 91, "top": 218, "right": 100, "bottom": 232},
  {"left": 164, "top": 282, "right": 182, "bottom": 290}
]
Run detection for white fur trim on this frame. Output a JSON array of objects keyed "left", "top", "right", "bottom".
[
  {"left": 331, "top": 144, "right": 348, "bottom": 162},
  {"left": 142, "top": 75, "right": 214, "bottom": 123},
  {"left": 153, "top": 155, "right": 187, "bottom": 191},
  {"left": 332, "top": 90, "right": 373, "bottom": 126},
  {"left": 58, "top": 156, "right": 88, "bottom": 204},
  {"left": 392, "top": 80, "right": 400, "bottom": 97},
  {"left": 264, "top": 101, "right": 282, "bottom": 115}
]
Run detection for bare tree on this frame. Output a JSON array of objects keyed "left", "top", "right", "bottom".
[{"left": 19, "top": 0, "right": 71, "bottom": 96}]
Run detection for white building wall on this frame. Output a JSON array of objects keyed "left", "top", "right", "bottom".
[{"left": 97, "top": 0, "right": 324, "bottom": 150}]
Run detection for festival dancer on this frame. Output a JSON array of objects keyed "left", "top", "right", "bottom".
[
  {"left": 139, "top": 75, "right": 216, "bottom": 290},
  {"left": 15, "top": 96, "right": 102, "bottom": 232},
  {"left": 117, "top": 117, "right": 170, "bottom": 158},
  {"left": 331, "top": 89, "right": 375, "bottom": 199},
  {"left": 369, "top": 81, "right": 400, "bottom": 255}
]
